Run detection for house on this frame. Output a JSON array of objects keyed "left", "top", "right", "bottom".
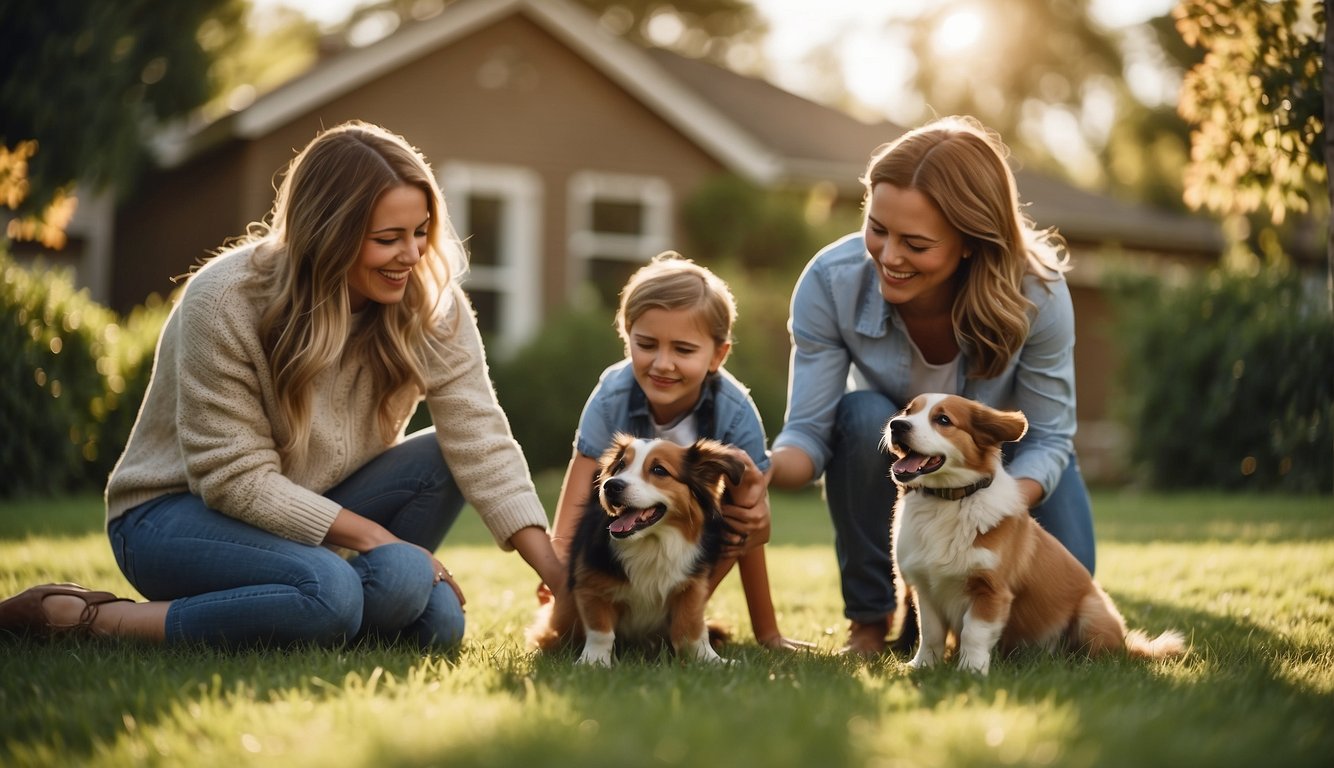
[{"left": 96, "top": 0, "right": 1222, "bottom": 479}]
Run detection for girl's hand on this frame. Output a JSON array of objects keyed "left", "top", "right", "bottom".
[
  {"left": 758, "top": 634, "right": 817, "bottom": 652},
  {"left": 721, "top": 501, "right": 770, "bottom": 557},
  {"left": 723, "top": 447, "right": 768, "bottom": 509}
]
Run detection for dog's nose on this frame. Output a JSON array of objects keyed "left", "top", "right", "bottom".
[
  {"left": 889, "top": 419, "right": 911, "bottom": 441},
  {"left": 602, "top": 478, "right": 627, "bottom": 503}
]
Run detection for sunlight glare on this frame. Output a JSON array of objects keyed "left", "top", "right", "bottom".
[{"left": 931, "top": 8, "right": 984, "bottom": 55}]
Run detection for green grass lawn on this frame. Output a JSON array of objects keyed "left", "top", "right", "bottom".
[{"left": 1, "top": 483, "right": 1330, "bottom": 768}]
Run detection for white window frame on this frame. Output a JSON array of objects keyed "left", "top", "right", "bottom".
[
  {"left": 566, "top": 171, "right": 672, "bottom": 298},
  {"left": 440, "top": 162, "right": 542, "bottom": 356}
]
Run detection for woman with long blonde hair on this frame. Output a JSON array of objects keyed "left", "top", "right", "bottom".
[
  {"left": 767, "top": 116, "right": 1096, "bottom": 657},
  {"left": 0, "top": 121, "right": 564, "bottom": 649}
]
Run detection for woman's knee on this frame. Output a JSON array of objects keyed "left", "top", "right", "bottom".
[
  {"left": 295, "top": 558, "right": 365, "bottom": 645},
  {"left": 354, "top": 542, "right": 434, "bottom": 632},
  {"left": 414, "top": 587, "right": 466, "bottom": 650},
  {"left": 834, "top": 391, "right": 899, "bottom": 451}
]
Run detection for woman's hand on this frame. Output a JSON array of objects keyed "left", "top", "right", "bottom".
[
  {"left": 412, "top": 542, "right": 466, "bottom": 608},
  {"left": 757, "top": 633, "right": 817, "bottom": 652}
]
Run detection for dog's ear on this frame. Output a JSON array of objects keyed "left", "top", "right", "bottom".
[
  {"left": 687, "top": 439, "right": 748, "bottom": 493},
  {"left": 971, "top": 406, "right": 1028, "bottom": 447}
]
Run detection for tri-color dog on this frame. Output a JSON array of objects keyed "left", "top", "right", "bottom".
[
  {"left": 527, "top": 434, "right": 744, "bottom": 665},
  {"left": 885, "top": 393, "right": 1185, "bottom": 675}
]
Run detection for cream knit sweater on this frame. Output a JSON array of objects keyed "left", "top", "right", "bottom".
[{"left": 105, "top": 247, "right": 549, "bottom": 550}]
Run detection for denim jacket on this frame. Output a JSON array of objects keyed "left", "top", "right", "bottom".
[
  {"left": 771, "top": 233, "right": 1076, "bottom": 498},
  {"left": 575, "top": 359, "right": 772, "bottom": 473}
]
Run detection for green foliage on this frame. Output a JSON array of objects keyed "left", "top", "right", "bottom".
[
  {"left": 0, "top": 253, "right": 168, "bottom": 498},
  {"left": 714, "top": 262, "right": 795, "bottom": 438},
  {"left": 902, "top": 0, "right": 1127, "bottom": 183},
  {"left": 682, "top": 174, "right": 826, "bottom": 276},
  {"left": 0, "top": 0, "right": 244, "bottom": 221},
  {"left": 488, "top": 304, "right": 625, "bottom": 473},
  {"left": 565, "top": 0, "right": 767, "bottom": 66},
  {"left": 1110, "top": 266, "right": 1333, "bottom": 493},
  {"left": 1175, "top": 0, "right": 1325, "bottom": 224}
]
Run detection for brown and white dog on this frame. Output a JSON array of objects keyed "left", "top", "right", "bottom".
[
  {"left": 885, "top": 393, "right": 1185, "bottom": 675},
  {"left": 527, "top": 434, "right": 745, "bottom": 665}
]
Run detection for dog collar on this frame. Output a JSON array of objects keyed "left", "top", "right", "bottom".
[{"left": 911, "top": 476, "right": 993, "bottom": 500}]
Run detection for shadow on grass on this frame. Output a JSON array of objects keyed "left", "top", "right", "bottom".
[
  {"left": 0, "top": 637, "right": 434, "bottom": 760},
  {"left": 868, "top": 594, "right": 1333, "bottom": 768}
]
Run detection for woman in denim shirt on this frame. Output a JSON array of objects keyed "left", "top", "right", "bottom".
[{"left": 768, "top": 116, "right": 1097, "bottom": 657}]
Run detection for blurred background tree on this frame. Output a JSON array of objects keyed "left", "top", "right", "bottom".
[
  {"left": 1173, "top": 0, "right": 1328, "bottom": 306},
  {"left": 0, "top": 0, "right": 247, "bottom": 245}
]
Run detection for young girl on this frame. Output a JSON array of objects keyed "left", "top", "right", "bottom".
[
  {"left": 0, "top": 121, "right": 564, "bottom": 649},
  {"left": 546, "top": 253, "right": 808, "bottom": 651}
]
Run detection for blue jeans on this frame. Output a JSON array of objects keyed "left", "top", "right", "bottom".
[
  {"left": 824, "top": 391, "right": 1097, "bottom": 623},
  {"left": 108, "top": 430, "right": 466, "bottom": 650}
]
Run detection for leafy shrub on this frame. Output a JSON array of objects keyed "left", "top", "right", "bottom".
[
  {"left": 487, "top": 302, "right": 624, "bottom": 473},
  {"left": 714, "top": 262, "right": 794, "bottom": 440},
  {"left": 682, "top": 173, "right": 829, "bottom": 276},
  {"left": 0, "top": 252, "right": 168, "bottom": 497},
  {"left": 1110, "top": 266, "right": 1333, "bottom": 492}
]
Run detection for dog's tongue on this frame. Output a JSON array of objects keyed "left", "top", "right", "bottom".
[
  {"left": 608, "top": 511, "right": 641, "bottom": 535},
  {"left": 893, "top": 454, "right": 933, "bottom": 476}
]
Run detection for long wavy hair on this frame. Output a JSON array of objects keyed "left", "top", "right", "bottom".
[
  {"left": 862, "top": 115, "right": 1070, "bottom": 379},
  {"left": 232, "top": 121, "right": 466, "bottom": 466}
]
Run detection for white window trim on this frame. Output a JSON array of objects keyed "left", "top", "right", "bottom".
[
  {"left": 566, "top": 171, "right": 672, "bottom": 298},
  {"left": 440, "top": 162, "right": 543, "bottom": 356}
]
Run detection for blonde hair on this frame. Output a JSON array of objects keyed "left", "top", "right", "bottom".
[
  {"left": 616, "top": 251, "right": 736, "bottom": 352},
  {"left": 862, "top": 115, "right": 1070, "bottom": 379},
  {"left": 232, "top": 121, "right": 467, "bottom": 466}
]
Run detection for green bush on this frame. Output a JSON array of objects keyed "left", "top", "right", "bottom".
[
  {"left": 715, "top": 262, "right": 794, "bottom": 440},
  {"left": 0, "top": 253, "right": 166, "bottom": 497},
  {"left": 487, "top": 302, "right": 625, "bottom": 473},
  {"left": 682, "top": 174, "right": 828, "bottom": 276},
  {"left": 1110, "top": 265, "right": 1333, "bottom": 492}
]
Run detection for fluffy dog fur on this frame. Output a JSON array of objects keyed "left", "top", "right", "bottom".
[
  {"left": 885, "top": 393, "right": 1185, "bottom": 675},
  {"left": 527, "top": 434, "right": 744, "bottom": 665}
]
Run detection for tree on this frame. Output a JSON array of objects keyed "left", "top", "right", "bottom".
[
  {"left": 1175, "top": 0, "right": 1327, "bottom": 306},
  {"left": 901, "top": 0, "right": 1128, "bottom": 185},
  {"left": 0, "top": 0, "right": 244, "bottom": 243},
  {"left": 1175, "top": 0, "right": 1324, "bottom": 229}
]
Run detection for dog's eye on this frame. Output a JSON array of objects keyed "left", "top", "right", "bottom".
[
  {"left": 612, "top": 460, "right": 625, "bottom": 474},
  {"left": 933, "top": 414, "right": 952, "bottom": 427},
  {"left": 650, "top": 464, "right": 670, "bottom": 478}
]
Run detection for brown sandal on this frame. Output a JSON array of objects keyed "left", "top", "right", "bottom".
[{"left": 0, "top": 582, "right": 135, "bottom": 638}]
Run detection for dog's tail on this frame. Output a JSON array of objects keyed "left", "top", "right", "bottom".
[
  {"left": 1123, "top": 628, "right": 1187, "bottom": 660},
  {"left": 526, "top": 598, "right": 581, "bottom": 653},
  {"left": 707, "top": 619, "right": 731, "bottom": 650}
]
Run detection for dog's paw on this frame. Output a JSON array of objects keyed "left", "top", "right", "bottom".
[
  {"left": 907, "top": 650, "right": 939, "bottom": 670},
  {"left": 956, "top": 652, "right": 991, "bottom": 676},
  {"left": 576, "top": 652, "right": 613, "bottom": 667}
]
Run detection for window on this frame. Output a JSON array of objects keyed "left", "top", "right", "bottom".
[
  {"left": 440, "top": 163, "right": 542, "bottom": 356},
  {"left": 567, "top": 171, "right": 672, "bottom": 309}
]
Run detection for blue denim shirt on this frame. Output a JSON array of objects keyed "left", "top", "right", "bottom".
[
  {"left": 772, "top": 232, "right": 1076, "bottom": 498},
  {"left": 575, "top": 359, "right": 772, "bottom": 472}
]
